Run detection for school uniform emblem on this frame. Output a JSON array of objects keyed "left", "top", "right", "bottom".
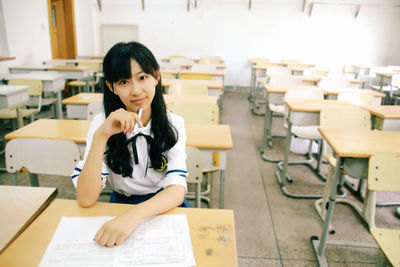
[{"left": 154, "top": 155, "right": 167, "bottom": 172}]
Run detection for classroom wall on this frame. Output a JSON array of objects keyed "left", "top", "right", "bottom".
[
  {"left": 0, "top": 0, "right": 51, "bottom": 74},
  {"left": 74, "top": 0, "right": 400, "bottom": 86}
]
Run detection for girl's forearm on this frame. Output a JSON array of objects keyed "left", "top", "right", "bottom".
[
  {"left": 77, "top": 131, "right": 109, "bottom": 207},
  {"left": 125, "top": 185, "right": 185, "bottom": 220}
]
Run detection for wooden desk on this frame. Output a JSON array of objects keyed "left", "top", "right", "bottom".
[
  {"left": 0, "top": 199, "right": 238, "bottom": 267},
  {"left": 275, "top": 99, "right": 353, "bottom": 198},
  {"left": 45, "top": 66, "right": 94, "bottom": 92},
  {"left": 62, "top": 93, "right": 103, "bottom": 119},
  {"left": 362, "top": 105, "right": 400, "bottom": 131},
  {"left": 160, "top": 68, "right": 180, "bottom": 77},
  {"left": 0, "top": 186, "right": 57, "bottom": 253},
  {"left": 323, "top": 87, "right": 385, "bottom": 105},
  {"left": 5, "top": 71, "right": 66, "bottom": 119},
  {"left": 0, "top": 85, "right": 30, "bottom": 127},
  {"left": 179, "top": 64, "right": 226, "bottom": 70},
  {"left": 311, "top": 129, "right": 400, "bottom": 266},
  {"left": 5, "top": 120, "right": 233, "bottom": 208}
]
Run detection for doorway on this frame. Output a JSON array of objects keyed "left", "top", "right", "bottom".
[{"left": 47, "top": 0, "right": 77, "bottom": 59}]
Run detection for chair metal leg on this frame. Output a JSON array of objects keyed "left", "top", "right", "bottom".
[
  {"left": 11, "top": 173, "right": 17, "bottom": 185},
  {"left": 30, "top": 173, "right": 39, "bottom": 187}
]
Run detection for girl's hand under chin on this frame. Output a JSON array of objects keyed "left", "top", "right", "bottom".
[{"left": 98, "top": 108, "right": 143, "bottom": 138}]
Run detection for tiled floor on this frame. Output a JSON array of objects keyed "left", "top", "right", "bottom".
[{"left": 1, "top": 91, "right": 400, "bottom": 266}]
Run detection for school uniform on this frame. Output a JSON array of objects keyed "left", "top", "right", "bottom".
[{"left": 71, "top": 111, "right": 190, "bottom": 206}]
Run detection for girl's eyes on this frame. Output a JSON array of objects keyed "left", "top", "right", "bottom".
[
  {"left": 139, "top": 75, "right": 147, "bottom": 80},
  {"left": 118, "top": 80, "right": 129, "bottom": 85}
]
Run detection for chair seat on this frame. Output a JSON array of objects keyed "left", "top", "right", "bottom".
[
  {"left": 370, "top": 227, "right": 400, "bottom": 266},
  {"left": 291, "top": 125, "right": 321, "bottom": 140},
  {"left": 269, "top": 104, "right": 284, "bottom": 114},
  {"left": 0, "top": 108, "right": 37, "bottom": 119}
]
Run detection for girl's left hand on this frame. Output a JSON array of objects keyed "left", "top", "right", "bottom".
[{"left": 93, "top": 212, "right": 141, "bottom": 247}]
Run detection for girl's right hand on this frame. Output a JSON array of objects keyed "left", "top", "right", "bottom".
[{"left": 97, "top": 108, "right": 143, "bottom": 138}]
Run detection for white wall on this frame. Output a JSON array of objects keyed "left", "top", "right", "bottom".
[{"left": 1, "top": 0, "right": 51, "bottom": 70}]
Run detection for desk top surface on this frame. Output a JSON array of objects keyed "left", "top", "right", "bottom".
[
  {"left": 163, "top": 78, "right": 223, "bottom": 89},
  {"left": 62, "top": 93, "right": 103, "bottom": 105},
  {"left": 45, "top": 65, "right": 93, "bottom": 72},
  {"left": 0, "top": 186, "right": 57, "bottom": 253},
  {"left": 9, "top": 65, "right": 54, "bottom": 70},
  {"left": 262, "top": 83, "right": 320, "bottom": 93},
  {"left": 0, "top": 85, "right": 30, "bottom": 96},
  {"left": 0, "top": 199, "right": 238, "bottom": 267},
  {"left": 160, "top": 68, "right": 180, "bottom": 75},
  {"left": 362, "top": 105, "right": 400, "bottom": 119},
  {"left": 323, "top": 88, "right": 385, "bottom": 97},
  {"left": 318, "top": 128, "right": 400, "bottom": 158},
  {"left": 4, "top": 119, "right": 233, "bottom": 149},
  {"left": 285, "top": 99, "right": 353, "bottom": 112},
  {"left": 4, "top": 119, "right": 91, "bottom": 143}
]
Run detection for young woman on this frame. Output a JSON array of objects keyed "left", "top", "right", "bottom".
[{"left": 71, "top": 42, "right": 189, "bottom": 247}]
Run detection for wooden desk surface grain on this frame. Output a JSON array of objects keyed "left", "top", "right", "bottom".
[
  {"left": 4, "top": 120, "right": 233, "bottom": 150},
  {"left": 284, "top": 99, "right": 353, "bottom": 112},
  {"left": 318, "top": 128, "right": 400, "bottom": 158},
  {"left": 0, "top": 186, "right": 57, "bottom": 254},
  {"left": 0, "top": 199, "right": 238, "bottom": 267},
  {"left": 61, "top": 93, "right": 103, "bottom": 105},
  {"left": 4, "top": 119, "right": 91, "bottom": 143},
  {"left": 163, "top": 78, "right": 223, "bottom": 89},
  {"left": 362, "top": 105, "right": 400, "bottom": 119},
  {"left": 186, "top": 124, "right": 233, "bottom": 150}
]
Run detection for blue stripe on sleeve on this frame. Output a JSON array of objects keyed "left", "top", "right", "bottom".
[
  {"left": 74, "top": 167, "right": 82, "bottom": 172},
  {"left": 71, "top": 174, "right": 79, "bottom": 179},
  {"left": 101, "top": 173, "right": 109, "bottom": 176},
  {"left": 179, "top": 174, "right": 187, "bottom": 178},
  {"left": 166, "top": 169, "right": 188, "bottom": 175}
]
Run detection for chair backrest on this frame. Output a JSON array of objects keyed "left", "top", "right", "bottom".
[
  {"left": 180, "top": 74, "right": 212, "bottom": 80},
  {"left": 266, "top": 67, "right": 291, "bottom": 76},
  {"left": 169, "top": 57, "right": 192, "bottom": 65},
  {"left": 87, "top": 101, "right": 104, "bottom": 120},
  {"left": 368, "top": 153, "right": 400, "bottom": 192},
  {"left": 185, "top": 146, "right": 203, "bottom": 184},
  {"left": 318, "top": 77, "right": 354, "bottom": 90},
  {"left": 191, "top": 64, "right": 217, "bottom": 72},
  {"left": 168, "top": 83, "right": 208, "bottom": 96},
  {"left": 284, "top": 87, "right": 324, "bottom": 100},
  {"left": 337, "top": 91, "right": 374, "bottom": 106},
  {"left": 268, "top": 75, "right": 304, "bottom": 86},
  {"left": 320, "top": 107, "right": 371, "bottom": 130},
  {"left": 9, "top": 79, "right": 43, "bottom": 96},
  {"left": 169, "top": 102, "right": 219, "bottom": 124},
  {"left": 6, "top": 138, "right": 81, "bottom": 176},
  {"left": 78, "top": 61, "right": 101, "bottom": 73}
]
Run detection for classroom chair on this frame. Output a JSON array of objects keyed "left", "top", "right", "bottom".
[
  {"left": 275, "top": 88, "right": 327, "bottom": 198},
  {"left": 314, "top": 107, "right": 371, "bottom": 233},
  {"left": 87, "top": 101, "right": 104, "bottom": 120},
  {"left": 180, "top": 74, "right": 213, "bottom": 80},
  {"left": 5, "top": 138, "right": 81, "bottom": 186},
  {"left": 168, "top": 101, "right": 219, "bottom": 124},
  {"left": 337, "top": 91, "right": 375, "bottom": 106},
  {"left": 368, "top": 153, "right": 400, "bottom": 266},
  {"left": 67, "top": 61, "right": 101, "bottom": 93},
  {"left": 169, "top": 102, "right": 220, "bottom": 207},
  {"left": 168, "top": 83, "right": 208, "bottom": 96},
  {"left": 9, "top": 78, "right": 58, "bottom": 119},
  {"left": 0, "top": 79, "right": 42, "bottom": 129},
  {"left": 185, "top": 146, "right": 204, "bottom": 208},
  {"left": 319, "top": 77, "right": 361, "bottom": 90},
  {"left": 190, "top": 64, "right": 217, "bottom": 72}
]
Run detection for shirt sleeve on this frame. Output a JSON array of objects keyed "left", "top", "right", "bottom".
[
  {"left": 71, "top": 113, "right": 109, "bottom": 190},
  {"left": 163, "top": 113, "right": 188, "bottom": 192}
]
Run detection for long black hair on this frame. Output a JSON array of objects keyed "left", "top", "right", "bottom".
[{"left": 102, "top": 42, "right": 178, "bottom": 178}]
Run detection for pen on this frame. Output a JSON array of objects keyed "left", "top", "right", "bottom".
[{"left": 132, "top": 107, "right": 143, "bottom": 134}]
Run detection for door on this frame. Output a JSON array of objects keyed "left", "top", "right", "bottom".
[{"left": 48, "top": 0, "right": 77, "bottom": 59}]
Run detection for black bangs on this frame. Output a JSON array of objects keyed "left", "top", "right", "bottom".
[{"left": 103, "top": 44, "right": 132, "bottom": 84}]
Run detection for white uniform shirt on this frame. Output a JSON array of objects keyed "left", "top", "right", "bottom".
[{"left": 71, "top": 111, "right": 187, "bottom": 196}]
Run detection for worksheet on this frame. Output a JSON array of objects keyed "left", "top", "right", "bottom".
[{"left": 39, "top": 214, "right": 196, "bottom": 267}]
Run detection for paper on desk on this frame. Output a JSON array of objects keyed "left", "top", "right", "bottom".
[{"left": 39, "top": 215, "right": 196, "bottom": 267}]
